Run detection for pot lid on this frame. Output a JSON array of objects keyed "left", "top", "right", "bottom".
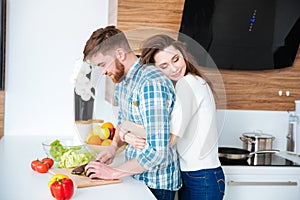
[{"left": 242, "top": 132, "right": 274, "bottom": 139}]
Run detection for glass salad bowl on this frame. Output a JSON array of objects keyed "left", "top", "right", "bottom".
[{"left": 42, "top": 138, "right": 94, "bottom": 162}]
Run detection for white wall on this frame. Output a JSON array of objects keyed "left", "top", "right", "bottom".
[
  {"left": 217, "top": 110, "right": 290, "bottom": 151},
  {"left": 4, "top": 0, "right": 110, "bottom": 136}
]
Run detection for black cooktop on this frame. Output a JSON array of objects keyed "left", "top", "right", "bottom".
[{"left": 220, "top": 153, "right": 300, "bottom": 166}]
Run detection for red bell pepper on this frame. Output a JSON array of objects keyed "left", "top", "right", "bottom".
[{"left": 50, "top": 177, "right": 74, "bottom": 200}]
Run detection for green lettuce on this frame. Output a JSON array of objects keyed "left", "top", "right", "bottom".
[
  {"left": 56, "top": 150, "right": 95, "bottom": 168},
  {"left": 50, "top": 139, "right": 68, "bottom": 161},
  {"left": 49, "top": 139, "right": 95, "bottom": 168}
]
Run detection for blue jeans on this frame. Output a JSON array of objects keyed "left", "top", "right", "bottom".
[
  {"left": 148, "top": 188, "right": 176, "bottom": 200},
  {"left": 178, "top": 166, "right": 225, "bottom": 200}
]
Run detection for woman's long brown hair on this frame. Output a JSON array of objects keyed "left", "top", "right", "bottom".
[{"left": 140, "top": 34, "right": 216, "bottom": 97}]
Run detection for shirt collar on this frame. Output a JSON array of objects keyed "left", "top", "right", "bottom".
[{"left": 123, "top": 58, "right": 141, "bottom": 82}]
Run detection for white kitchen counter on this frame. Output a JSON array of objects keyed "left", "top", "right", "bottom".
[{"left": 0, "top": 135, "right": 156, "bottom": 200}]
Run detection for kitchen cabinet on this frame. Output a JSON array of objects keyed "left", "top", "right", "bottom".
[
  {"left": 223, "top": 166, "right": 300, "bottom": 200},
  {"left": 216, "top": 62, "right": 300, "bottom": 111},
  {"left": 224, "top": 173, "right": 300, "bottom": 200}
]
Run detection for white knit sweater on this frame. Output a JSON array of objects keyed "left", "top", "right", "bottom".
[{"left": 170, "top": 74, "right": 221, "bottom": 171}]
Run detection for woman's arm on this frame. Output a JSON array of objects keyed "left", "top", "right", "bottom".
[{"left": 120, "top": 130, "right": 146, "bottom": 151}]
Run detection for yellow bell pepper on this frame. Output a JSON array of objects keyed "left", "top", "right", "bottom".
[{"left": 48, "top": 174, "right": 69, "bottom": 188}]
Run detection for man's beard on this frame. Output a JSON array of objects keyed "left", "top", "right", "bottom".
[{"left": 112, "top": 59, "right": 125, "bottom": 83}]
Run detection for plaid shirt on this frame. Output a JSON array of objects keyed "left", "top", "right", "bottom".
[{"left": 115, "top": 59, "right": 181, "bottom": 190}]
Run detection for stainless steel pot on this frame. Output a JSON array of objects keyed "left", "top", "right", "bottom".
[{"left": 240, "top": 132, "right": 275, "bottom": 152}]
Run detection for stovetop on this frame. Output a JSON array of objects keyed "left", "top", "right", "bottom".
[{"left": 220, "top": 153, "right": 300, "bottom": 166}]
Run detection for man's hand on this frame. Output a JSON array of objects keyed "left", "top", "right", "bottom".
[
  {"left": 85, "top": 158, "right": 146, "bottom": 180},
  {"left": 96, "top": 145, "right": 117, "bottom": 164},
  {"left": 96, "top": 126, "right": 126, "bottom": 164},
  {"left": 85, "top": 160, "right": 119, "bottom": 179}
]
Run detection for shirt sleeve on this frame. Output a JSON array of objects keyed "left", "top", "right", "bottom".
[
  {"left": 172, "top": 77, "right": 199, "bottom": 138},
  {"left": 170, "top": 94, "right": 182, "bottom": 136},
  {"left": 136, "top": 81, "right": 174, "bottom": 170}
]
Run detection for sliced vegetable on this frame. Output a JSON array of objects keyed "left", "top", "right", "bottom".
[{"left": 71, "top": 163, "right": 88, "bottom": 175}]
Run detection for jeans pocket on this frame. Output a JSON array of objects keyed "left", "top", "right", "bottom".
[
  {"left": 185, "top": 170, "right": 205, "bottom": 179},
  {"left": 214, "top": 168, "right": 225, "bottom": 194}
]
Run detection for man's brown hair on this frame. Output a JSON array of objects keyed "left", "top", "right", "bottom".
[{"left": 83, "top": 26, "right": 131, "bottom": 61}]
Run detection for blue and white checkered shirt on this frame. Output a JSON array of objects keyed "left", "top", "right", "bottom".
[{"left": 115, "top": 59, "right": 181, "bottom": 190}]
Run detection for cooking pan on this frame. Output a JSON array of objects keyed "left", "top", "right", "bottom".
[{"left": 218, "top": 147, "right": 279, "bottom": 162}]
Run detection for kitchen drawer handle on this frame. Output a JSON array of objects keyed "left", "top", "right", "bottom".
[{"left": 228, "top": 181, "right": 297, "bottom": 186}]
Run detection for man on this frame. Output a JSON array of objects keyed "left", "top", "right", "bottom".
[{"left": 83, "top": 26, "right": 181, "bottom": 200}]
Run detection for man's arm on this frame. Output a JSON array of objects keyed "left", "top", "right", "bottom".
[
  {"left": 85, "top": 157, "right": 146, "bottom": 179},
  {"left": 96, "top": 126, "right": 126, "bottom": 164}
]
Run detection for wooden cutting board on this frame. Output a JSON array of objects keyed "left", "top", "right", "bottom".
[{"left": 49, "top": 168, "right": 121, "bottom": 188}]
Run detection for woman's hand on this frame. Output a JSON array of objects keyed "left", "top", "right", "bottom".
[
  {"left": 125, "top": 133, "right": 146, "bottom": 151},
  {"left": 120, "top": 128, "right": 146, "bottom": 151},
  {"left": 169, "top": 133, "right": 179, "bottom": 147}
]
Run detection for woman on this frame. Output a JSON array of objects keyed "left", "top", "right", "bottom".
[{"left": 121, "top": 34, "right": 225, "bottom": 200}]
